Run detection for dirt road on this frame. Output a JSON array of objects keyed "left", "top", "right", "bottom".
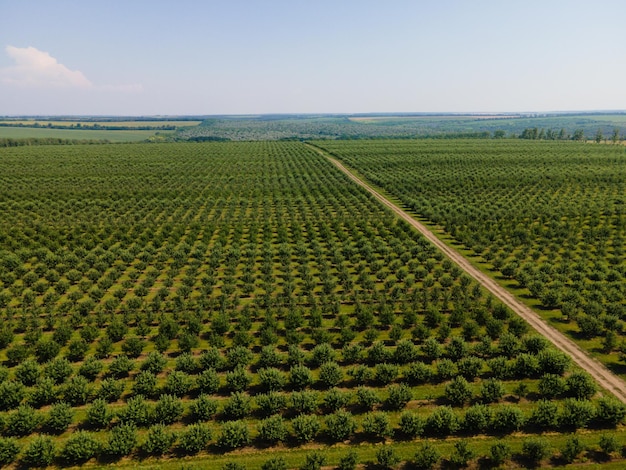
[{"left": 310, "top": 144, "right": 626, "bottom": 403}]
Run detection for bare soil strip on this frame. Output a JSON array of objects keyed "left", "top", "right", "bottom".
[{"left": 309, "top": 144, "right": 626, "bottom": 403}]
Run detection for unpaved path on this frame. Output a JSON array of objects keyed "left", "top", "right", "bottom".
[{"left": 308, "top": 143, "right": 626, "bottom": 403}]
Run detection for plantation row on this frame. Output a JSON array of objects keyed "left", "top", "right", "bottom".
[
  {"left": 316, "top": 140, "right": 626, "bottom": 369},
  {"left": 0, "top": 141, "right": 625, "bottom": 467}
]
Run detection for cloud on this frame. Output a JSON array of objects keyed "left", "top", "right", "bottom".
[
  {"left": 1, "top": 46, "right": 93, "bottom": 88},
  {"left": 0, "top": 46, "right": 142, "bottom": 92}
]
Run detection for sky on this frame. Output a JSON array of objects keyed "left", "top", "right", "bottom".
[{"left": 0, "top": 0, "right": 625, "bottom": 116}]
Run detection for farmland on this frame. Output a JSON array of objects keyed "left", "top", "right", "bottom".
[
  {"left": 316, "top": 139, "right": 626, "bottom": 377},
  {"left": 0, "top": 127, "right": 158, "bottom": 143},
  {"left": 0, "top": 140, "right": 625, "bottom": 469}
]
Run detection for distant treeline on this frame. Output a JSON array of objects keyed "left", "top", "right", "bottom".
[
  {"left": 0, "top": 123, "right": 176, "bottom": 131},
  {"left": 0, "top": 137, "right": 110, "bottom": 147}
]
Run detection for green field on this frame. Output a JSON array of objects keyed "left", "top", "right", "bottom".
[
  {"left": 0, "top": 126, "right": 158, "bottom": 142},
  {"left": 0, "top": 141, "right": 625, "bottom": 469}
]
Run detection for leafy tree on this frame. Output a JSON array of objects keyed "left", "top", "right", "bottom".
[
  {"left": 385, "top": 383, "right": 412, "bottom": 410},
  {"left": 480, "top": 378, "right": 505, "bottom": 403},
  {"left": 361, "top": 411, "right": 391, "bottom": 440},
  {"left": 86, "top": 398, "right": 113, "bottom": 429},
  {"left": 450, "top": 439, "right": 475, "bottom": 467},
  {"left": 118, "top": 395, "right": 151, "bottom": 427},
  {"left": 258, "top": 367, "right": 286, "bottom": 392},
  {"left": 530, "top": 399, "right": 559, "bottom": 429},
  {"left": 153, "top": 394, "right": 184, "bottom": 425},
  {"left": 22, "top": 435, "right": 56, "bottom": 467},
  {"left": 140, "top": 351, "right": 168, "bottom": 374},
  {"left": 121, "top": 336, "right": 146, "bottom": 358},
  {"left": 291, "top": 413, "right": 321, "bottom": 443},
  {"left": 538, "top": 374, "right": 566, "bottom": 398},
  {"left": 566, "top": 371, "right": 597, "bottom": 399},
  {"left": 337, "top": 450, "right": 358, "bottom": 470},
  {"left": 325, "top": 410, "right": 356, "bottom": 442},
  {"left": 96, "top": 378, "right": 124, "bottom": 402},
  {"left": 106, "top": 423, "right": 138, "bottom": 458},
  {"left": 132, "top": 370, "right": 157, "bottom": 397},
  {"left": 489, "top": 441, "right": 511, "bottom": 466},
  {"left": 257, "top": 415, "right": 287, "bottom": 444},
  {"left": 0, "top": 437, "right": 20, "bottom": 466},
  {"left": 491, "top": 405, "right": 525, "bottom": 433},
  {"left": 290, "top": 390, "right": 319, "bottom": 414},
  {"left": 560, "top": 435, "right": 584, "bottom": 463},
  {"left": 219, "top": 420, "right": 251, "bottom": 449},
  {"left": 404, "top": 361, "right": 433, "bottom": 385},
  {"left": 223, "top": 392, "right": 252, "bottom": 420},
  {"left": 190, "top": 394, "right": 219, "bottom": 422},
  {"left": 323, "top": 387, "right": 350, "bottom": 411},
  {"left": 559, "top": 398, "right": 595, "bottom": 429},
  {"left": 595, "top": 396, "right": 626, "bottom": 427},
  {"left": 46, "top": 401, "right": 74, "bottom": 434},
  {"left": 6, "top": 404, "right": 40, "bottom": 436},
  {"left": 164, "top": 370, "right": 194, "bottom": 396},
  {"left": 445, "top": 376, "right": 472, "bottom": 406},
  {"left": 425, "top": 406, "right": 460, "bottom": 436},
  {"left": 196, "top": 368, "right": 221, "bottom": 394},
  {"left": 45, "top": 357, "right": 73, "bottom": 384},
  {"left": 289, "top": 364, "right": 313, "bottom": 390},
  {"left": 521, "top": 437, "right": 549, "bottom": 467},
  {"left": 63, "top": 375, "right": 91, "bottom": 405},
  {"left": 255, "top": 391, "right": 287, "bottom": 417},
  {"left": 142, "top": 424, "right": 176, "bottom": 455},
  {"left": 108, "top": 354, "right": 134, "bottom": 378},
  {"left": 15, "top": 359, "right": 41, "bottom": 386},
  {"left": 599, "top": 433, "right": 619, "bottom": 457},
  {"left": 413, "top": 442, "right": 440, "bottom": 470},
  {"left": 355, "top": 386, "right": 379, "bottom": 411},
  {"left": 462, "top": 404, "right": 492, "bottom": 434},
  {"left": 300, "top": 451, "right": 326, "bottom": 470},
  {"left": 261, "top": 457, "right": 287, "bottom": 470},
  {"left": 78, "top": 356, "right": 103, "bottom": 380},
  {"left": 318, "top": 361, "right": 343, "bottom": 388},
  {"left": 61, "top": 430, "right": 100, "bottom": 464},
  {"left": 375, "top": 445, "right": 400, "bottom": 469}
]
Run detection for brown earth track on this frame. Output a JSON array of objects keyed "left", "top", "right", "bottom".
[{"left": 307, "top": 143, "right": 626, "bottom": 404}]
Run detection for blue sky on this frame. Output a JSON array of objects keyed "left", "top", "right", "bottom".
[{"left": 1, "top": 0, "right": 625, "bottom": 115}]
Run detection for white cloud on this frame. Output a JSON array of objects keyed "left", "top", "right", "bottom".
[
  {"left": 1, "top": 46, "right": 93, "bottom": 88},
  {"left": 0, "top": 46, "right": 142, "bottom": 92}
]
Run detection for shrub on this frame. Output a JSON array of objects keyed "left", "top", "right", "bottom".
[
  {"left": 6, "top": 404, "right": 40, "bottom": 436},
  {"left": 175, "top": 352, "right": 198, "bottom": 373},
  {"left": 450, "top": 439, "right": 475, "bottom": 467},
  {"left": 63, "top": 375, "right": 91, "bottom": 405},
  {"left": 165, "top": 370, "right": 194, "bottom": 397},
  {"left": 132, "top": 371, "right": 157, "bottom": 397},
  {"left": 318, "top": 361, "right": 343, "bottom": 388},
  {"left": 226, "top": 346, "right": 253, "bottom": 369},
  {"left": 599, "top": 433, "right": 619, "bottom": 456},
  {"left": 374, "top": 363, "right": 398, "bottom": 385},
  {"left": 118, "top": 395, "right": 151, "bottom": 427},
  {"left": 96, "top": 378, "right": 124, "bottom": 402},
  {"left": 435, "top": 358, "right": 457, "bottom": 381},
  {"left": 404, "top": 361, "right": 433, "bottom": 385},
  {"left": 16, "top": 359, "right": 41, "bottom": 386},
  {"left": 108, "top": 354, "right": 134, "bottom": 378},
  {"left": 196, "top": 368, "right": 221, "bottom": 394},
  {"left": 325, "top": 410, "right": 356, "bottom": 442},
  {"left": 292, "top": 413, "right": 320, "bottom": 443},
  {"left": 22, "top": 435, "right": 55, "bottom": 467},
  {"left": 142, "top": 424, "right": 175, "bottom": 455},
  {"left": 226, "top": 365, "right": 252, "bottom": 392},
  {"left": 66, "top": 338, "right": 89, "bottom": 361},
  {"left": 29, "top": 377, "right": 58, "bottom": 408},
  {"left": 0, "top": 437, "right": 20, "bottom": 466},
  {"left": 489, "top": 441, "right": 510, "bottom": 466},
  {"left": 218, "top": 420, "right": 251, "bottom": 449},
  {"left": 385, "top": 383, "right": 412, "bottom": 410},
  {"left": 457, "top": 356, "right": 484, "bottom": 380},
  {"left": 78, "top": 356, "right": 103, "bottom": 380},
  {"left": 355, "top": 387, "right": 379, "bottom": 411},
  {"left": 566, "top": 371, "right": 597, "bottom": 399},
  {"left": 559, "top": 398, "right": 595, "bottom": 429},
  {"left": 0, "top": 381, "right": 25, "bottom": 411},
  {"left": 140, "top": 351, "right": 168, "bottom": 374},
  {"left": 289, "top": 364, "right": 313, "bottom": 390},
  {"left": 107, "top": 423, "right": 138, "bottom": 458},
  {"left": 323, "top": 387, "right": 351, "bottom": 411},
  {"left": 261, "top": 457, "right": 287, "bottom": 470},
  {"left": 361, "top": 411, "right": 391, "bottom": 440},
  {"left": 178, "top": 423, "right": 212, "bottom": 454},
  {"left": 425, "top": 406, "right": 459, "bottom": 436},
  {"left": 153, "top": 394, "right": 184, "bottom": 424},
  {"left": 258, "top": 367, "right": 286, "bottom": 392},
  {"left": 300, "top": 451, "right": 326, "bottom": 470},
  {"left": 479, "top": 378, "right": 505, "bottom": 403},
  {"left": 45, "top": 357, "right": 72, "bottom": 384},
  {"left": 223, "top": 392, "right": 252, "bottom": 420},
  {"left": 397, "top": 410, "right": 424, "bottom": 438},
  {"left": 538, "top": 373, "right": 566, "bottom": 398},
  {"left": 86, "top": 398, "right": 112, "bottom": 429},
  {"left": 46, "top": 401, "right": 73, "bottom": 434},
  {"left": 492, "top": 405, "right": 525, "bottom": 433},
  {"left": 445, "top": 376, "right": 472, "bottom": 406},
  {"left": 61, "top": 430, "right": 100, "bottom": 464},
  {"left": 255, "top": 391, "right": 286, "bottom": 417},
  {"left": 561, "top": 435, "right": 584, "bottom": 463},
  {"left": 530, "top": 399, "right": 558, "bottom": 429},
  {"left": 290, "top": 390, "right": 319, "bottom": 414},
  {"left": 223, "top": 462, "right": 247, "bottom": 470},
  {"left": 596, "top": 397, "right": 626, "bottom": 427},
  {"left": 257, "top": 415, "right": 287, "bottom": 444},
  {"left": 375, "top": 445, "right": 400, "bottom": 468},
  {"left": 521, "top": 437, "right": 549, "bottom": 467},
  {"left": 462, "top": 404, "right": 492, "bottom": 434},
  {"left": 190, "top": 394, "right": 219, "bottom": 422},
  {"left": 413, "top": 442, "right": 440, "bottom": 469}
]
